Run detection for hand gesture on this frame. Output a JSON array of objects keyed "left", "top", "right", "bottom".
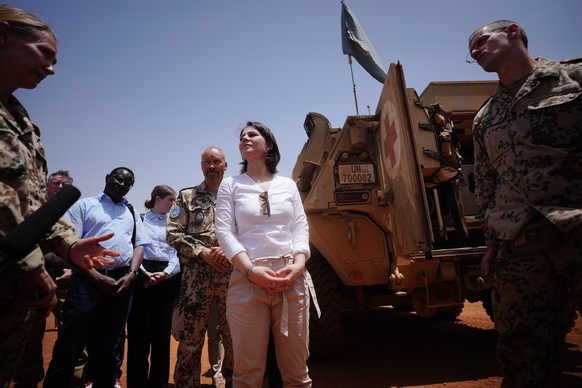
[{"left": 69, "top": 232, "right": 120, "bottom": 269}]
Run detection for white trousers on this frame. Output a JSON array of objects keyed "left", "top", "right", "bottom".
[{"left": 226, "top": 259, "right": 312, "bottom": 388}]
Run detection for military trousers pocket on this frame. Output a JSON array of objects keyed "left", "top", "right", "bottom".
[
  {"left": 171, "top": 303, "right": 185, "bottom": 341},
  {"left": 509, "top": 217, "right": 563, "bottom": 257}
]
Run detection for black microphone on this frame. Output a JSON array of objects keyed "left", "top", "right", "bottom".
[{"left": 0, "top": 184, "right": 81, "bottom": 272}]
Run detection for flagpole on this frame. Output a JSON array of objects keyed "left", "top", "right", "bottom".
[{"left": 348, "top": 55, "right": 360, "bottom": 115}]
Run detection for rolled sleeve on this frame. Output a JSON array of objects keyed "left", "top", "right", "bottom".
[{"left": 216, "top": 178, "right": 246, "bottom": 261}]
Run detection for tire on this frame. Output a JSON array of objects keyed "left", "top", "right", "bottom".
[
  {"left": 410, "top": 287, "right": 463, "bottom": 320},
  {"left": 306, "top": 252, "right": 342, "bottom": 361},
  {"left": 410, "top": 290, "right": 437, "bottom": 318}
]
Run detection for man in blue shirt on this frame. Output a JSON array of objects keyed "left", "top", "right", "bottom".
[{"left": 44, "top": 167, "right": 151, "bottom": 388}]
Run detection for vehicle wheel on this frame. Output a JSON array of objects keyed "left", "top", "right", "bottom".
[
  {"left": 306, "top": 252, "right": 342, "bottom": 361},
  {"left": 410, "top": 290, "right": 437, "bottom": 318},
  {"left": 410, "top": 287, "right": 463, "bottom": 320}
]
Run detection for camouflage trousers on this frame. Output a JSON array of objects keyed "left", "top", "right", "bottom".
[
  {"left": 0, "top": 271, "right": 36, "bottom": 388},
  {"left": 12, "top": 286, "right": 68, "bottom": 388},
  {"left": 494, "top": 223, "right": 582, "bottom": 387},
  {"left": 172, "top": 259, "right": 233, "bottom": 388},
  {"left": 11, "top": 312, "right": 46, "bottom": 387}
]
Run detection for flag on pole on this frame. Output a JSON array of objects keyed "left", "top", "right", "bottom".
[{"left": 341, "top": 0, "right": 386, "bottom": 83}]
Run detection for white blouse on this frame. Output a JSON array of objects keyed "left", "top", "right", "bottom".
[{"left": 215, "top": 173, "right": 309, "bottom": 262}]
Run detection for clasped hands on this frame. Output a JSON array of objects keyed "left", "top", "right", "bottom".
[
  {"left": 203, "top": 246, "right": 230, "bottom": 273},
  {"left": 248, "top": 263, "right": 304, "bottom": 293},
  {"left": 141, "top": 271, "right": 168, "bottom": 288}
]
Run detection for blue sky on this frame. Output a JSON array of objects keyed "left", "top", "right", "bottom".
[{"left": 13, "top": 0, "right": 581, "bottom": 212}]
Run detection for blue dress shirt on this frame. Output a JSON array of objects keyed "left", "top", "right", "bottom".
[
  {"left": 65, "top": 192, "right": 150, "bottom": 269},
  {"left": 141, "top": 210, "right": 180, "bottom": 278}
]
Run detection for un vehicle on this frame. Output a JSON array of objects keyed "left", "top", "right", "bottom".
[{"left": 292, "top": 63, "right": 498, "bottom": 360}]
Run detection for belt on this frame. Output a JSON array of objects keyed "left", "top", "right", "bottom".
[
  {"left": 253, "top": 255, "right": 295, "bottom": 267},
  {"left": 95, "top": 266, "right": 131, "bottom": 279},
  {"left": 252, "top": 255, "right": 321, "bottom": 337},
  {"left": 142, "top": 259, "right": 168, "bottom": 273},
  {"left": 142, "top": 259, "right": 168, "bottom": 264}
]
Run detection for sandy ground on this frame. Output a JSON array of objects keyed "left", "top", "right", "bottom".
[
  {"left": 37, "top": 301, "right": 581, "bottom": 387},
  {"left": 309, "top": 302, "right": 581, "bottom": 387}
]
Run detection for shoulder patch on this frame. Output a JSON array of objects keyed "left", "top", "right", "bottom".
[
  {"left": 194, "top": 209, "right": 205, "bottom": 223},
  {"left": 169, "top": 206, "right": 181, "bottom": 219}
]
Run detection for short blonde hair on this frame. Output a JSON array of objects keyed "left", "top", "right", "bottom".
[{"left": 0, "top": 4, "right": 55, "bottom": 40}]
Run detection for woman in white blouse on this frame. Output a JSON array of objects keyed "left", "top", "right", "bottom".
[
  {"left": 216, "top": 121, "right": 315, "bottom": 387},
  {"left": 127, "top": 185, "right": 181, "bottom": 388}
]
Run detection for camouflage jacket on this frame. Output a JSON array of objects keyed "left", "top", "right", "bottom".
[
  {"left": 473, "top": 57, "right": 582, "bottom": 243},
  {"left": 0, "top": 95, "right": 77, "bottom": 274},
  {"left": 167, "top": 182, "right": 217, "bottom": 263}
]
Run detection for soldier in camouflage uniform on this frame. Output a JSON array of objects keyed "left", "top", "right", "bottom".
[
  {"left": 167, "top": 147, "right": 233, "bottom": 388},
  {"left": 469, "top": 20, "right": 582, "bottom": 387},
  {"left": 0, "top": 5, "right": 117, "bottom": 386},
  {"left": 12, "top": 171, "right": 76, "bottom": 388}
]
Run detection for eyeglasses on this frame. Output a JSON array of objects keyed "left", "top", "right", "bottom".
[
  {"left": 49, "top": 179, "right": 70, "bottom": 187},
  {"left": 466, "top": 51, "right": 477, "bottom": 64},
  {"left": 259, "top": 191, "right": 270, "bottom": 217},
  {"left": 466, "top": 28, "right": 506, "bottom": 64},
  {"left": 111, "top": 175, "right": 133, "bottom": 189}
]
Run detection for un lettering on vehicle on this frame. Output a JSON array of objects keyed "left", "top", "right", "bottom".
[{"left": 338, "top": 164, "right": 376, "bottom": 184}]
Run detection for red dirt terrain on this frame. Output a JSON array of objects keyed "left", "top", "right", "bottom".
[
  {"left": 38, "top": 301, "right": 581, "bottom": 387},
  {"left": 308, "top": 302, "right": 581, "bottom": 387}
]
